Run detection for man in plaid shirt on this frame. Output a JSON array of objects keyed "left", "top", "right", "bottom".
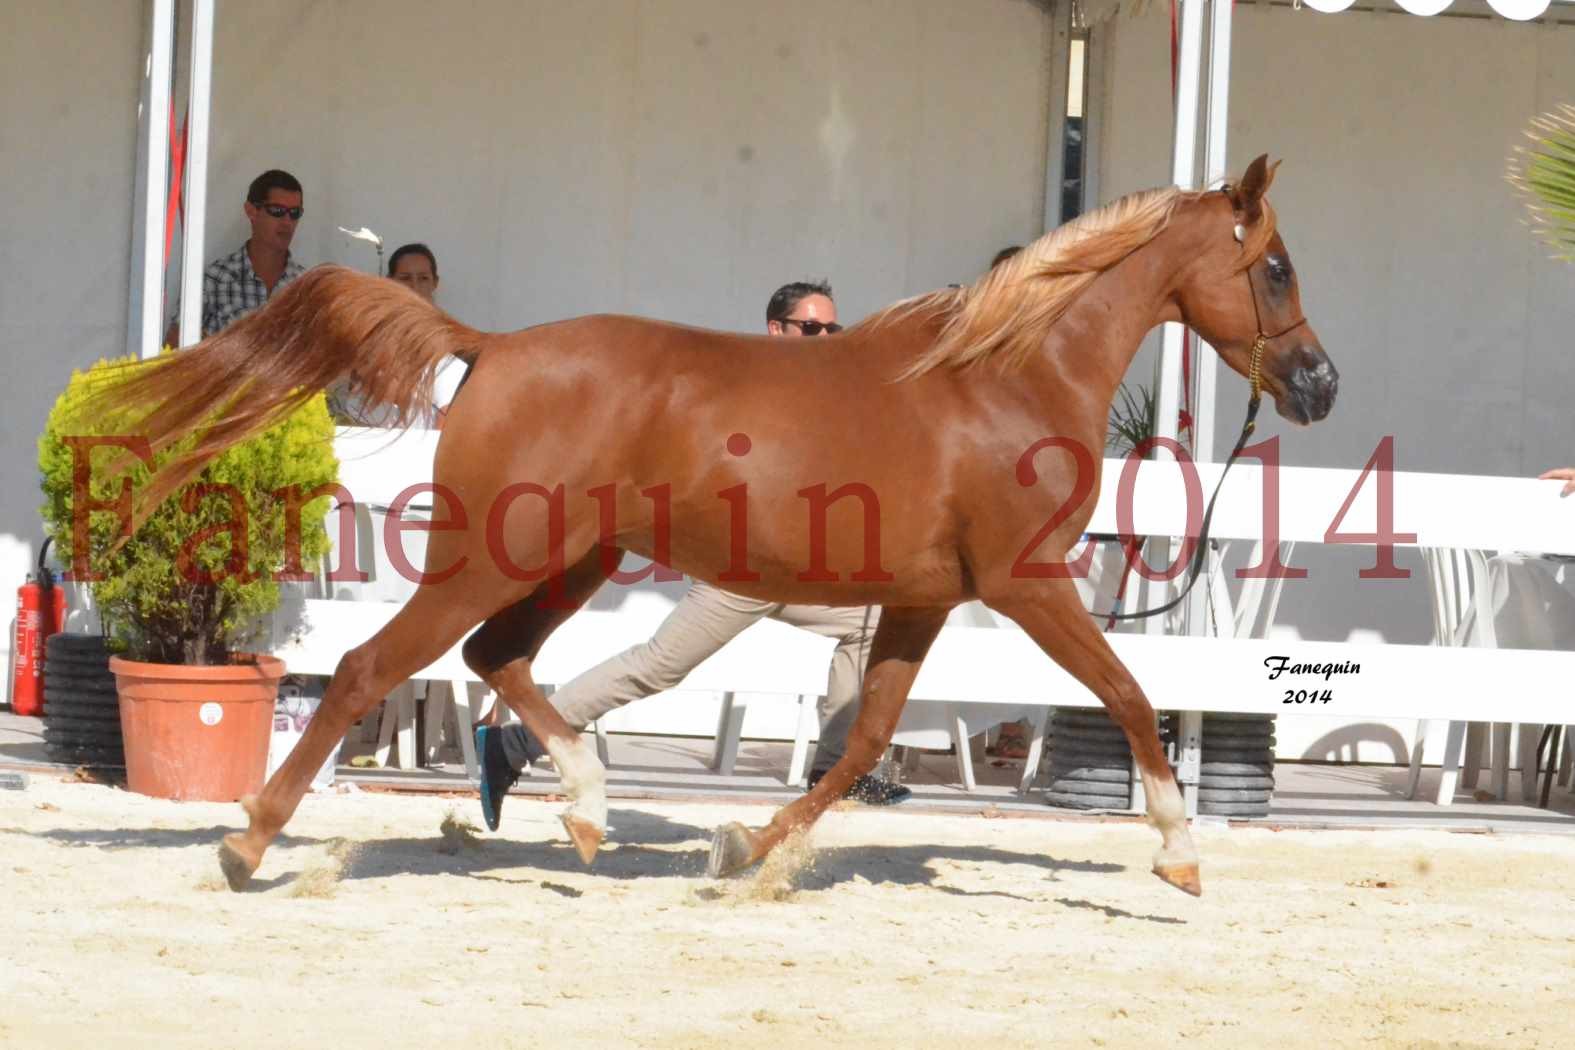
[{"left": 178, "top": 169, "right": 307, "bottom": 341}]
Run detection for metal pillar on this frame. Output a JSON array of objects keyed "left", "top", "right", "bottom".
[
  {"left": 134, "top": 0, "right": 176, "bottom": 360},
  {"left": 177, "top": 0, "right": 215, "bottom": 348}
]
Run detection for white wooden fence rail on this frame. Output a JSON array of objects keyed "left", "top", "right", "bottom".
[{"left": 269, "top": 429, "right": 1575, "bottom": 800}]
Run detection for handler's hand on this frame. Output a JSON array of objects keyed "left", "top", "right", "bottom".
[{"left": 1538, "top": 467, "right": 1575, "bottom": 497}]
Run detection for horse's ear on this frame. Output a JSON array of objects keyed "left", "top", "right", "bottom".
[{"left": 1229, "top": 154, "right": 1278, "bottom": 225}]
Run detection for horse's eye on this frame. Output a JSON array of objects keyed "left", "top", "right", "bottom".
[{"left": 1267, "top": 260, "right": 1291, "bottom": 286}]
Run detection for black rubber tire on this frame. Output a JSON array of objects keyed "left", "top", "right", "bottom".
[
  {"left": 1048, "top": 725, "right": 1129, "bottom": 743},
  {"left": 1050, "top": 739, "right": 1131, "bottom": 755},
  {"left": 1199, "top": 761, "right": 1275, "bottom": 777},
  {"left": 1050, "top": 715, "right": 1128, "bottom": 732},
  {"left": 1198, "top": 801, "right": 1271, "bottom": 817},
  {"left": 1201, "top": 758, "right": 1274, "bottom": 771},
  {"left": 1042, "top": 764, "right": 1131, "bottom": 784},
  {"left": 1203, "top": 725, "right": 1275, "bottom": 740},
  {"left": 1044, "top": 776, "right": 1131, "bottom": 798},
  {"left": 44, "top": 725, "right": 124, "bottom": 747},
  {"left": 1200, "top": 712, "right": 1276, "bottom": 725},
  {"left": 1044, "top": 790, "right": 1132, "bottom": 810},
  {"left": 43, "top": 646, "right": 112, "bottom": 662},
  {"left": 42, "top": 695, "right": 119, "bottom": 714},
  {"left": 43, "top": 665, "right": 116, "bottom": 682},
  {"left": 43, "top": 671, "right": 117, "bottom": 688},
  {"left": 42, "top": 674, "right": 118, "bottom": 696},
  {"left": 45, "top": 634, "right": 110, "bottom": 659},
  {"left": 1201, "top": 719, "right": 1274, "bottom": 732},
  {"left": 43, "top": 744, "right": 124, "bottom": 763},
  {"left": 1205, "top": 739, "right": 1277, "bottom": 753},
  {"left": 44, "top": 738, "right": 117, "bottom": 753},
  {"left": 1049, "top": 729, "right": 1132, "bottom": 747},
  {"left": 43, "top": 710, "right": 119, "bottom": 727},
  {"left": 1046, "top": 755, "right": 1133, "bottom": 775},
  {"left": 43, "top": 651, "right": 113, "bottom": 668},
  {"left": 1200, "top": 748, "right": 1276, "bottom": 764},
  {"left": 42, "top": 734, "right": 122, "bottom": 752},
  {"left": 1196, "top": 774, "right": 1275, "bottom": 791},
  {"left": 1045, "top": 743, "right": 1134, "bottom": 758},
  {"left": 43, "top": 714, "right": 123, "bottom": 734},
  {"left": 44, "top": 745, "right": 124, "bottom": 766},
  {"left": 1051, "top": 711, "right": 1125, "bottom": 729},
  {"left": 1048, "top": 738, "right": 1130, "bottom": 756},
  {"left": 42, "top": 705, "right": 118, "bottom": 725},
  {"left": 43, "top": 711, "right": 120, "bottom": 728},
  {"left": 1197, "top": 787, "right": 1273, "bottom": 803},
  {"left": 1047, "top": 750, "right": 1132, "bottom": 764},
  {"left": 43, "top": 685, "right": 119, "bottom": 707},
  {"left": 42, "top": 693, "right": 120, "bottom": 713}
]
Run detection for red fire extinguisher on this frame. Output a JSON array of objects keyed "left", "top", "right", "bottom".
[{"left": 11, "top": 538, "right": 67, "bottom": 717}]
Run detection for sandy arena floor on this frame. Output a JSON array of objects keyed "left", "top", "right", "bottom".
[{"left": 2, "top": 774, "right": 1574, "bottom": 1050}]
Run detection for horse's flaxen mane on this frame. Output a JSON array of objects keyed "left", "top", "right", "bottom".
[{"left": 875, "top": 184, "right": 1277, "bottom": 380}]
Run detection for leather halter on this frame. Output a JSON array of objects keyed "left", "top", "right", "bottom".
[
  {"left": 1094, "top": 198, "right": 1302, "bottom": 623},
  {"left": 1237, "top": 210, "right": 1306, "bottom": 419}
]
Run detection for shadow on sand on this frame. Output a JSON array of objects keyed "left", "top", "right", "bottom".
[{"left": 10, "top": 805, "right": 1149, "bottom": 916}]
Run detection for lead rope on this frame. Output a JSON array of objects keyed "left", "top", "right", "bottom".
[{"left": 1087, "top": 205, "right": 1283, "bottom": 623}]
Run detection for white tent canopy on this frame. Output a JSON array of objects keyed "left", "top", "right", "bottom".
[
  {"left": 1307, "top": 0, "right": 1549, "bottom": 16},
  {"left": 1085, "top": 0, "right": 1571, "bottom": 20}
]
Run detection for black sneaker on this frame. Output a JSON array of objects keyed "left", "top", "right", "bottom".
[
  {"left": 476, "top": 725, "right": 521, "bottom": 831},
  {"left": 806, "top": 769, "right": 912, "bottom": 806}
]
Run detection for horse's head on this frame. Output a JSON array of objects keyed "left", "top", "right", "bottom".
[{"left": 1175, "top": 155, "right": 1337, "bottom": 425}]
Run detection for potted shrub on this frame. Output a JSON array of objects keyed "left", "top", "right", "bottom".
[{"left": 38, "top": 358, "right": 338, "bottom": 801}]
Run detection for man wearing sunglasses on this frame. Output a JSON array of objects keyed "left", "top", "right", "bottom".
[
  {"left": 193, "top": 169, "right": 307, "bottom": 339},
  {"left": 475, "top": 280, "right": 910, "bottom": 834},
  {"left": 765, "top": 279, "right": 842, "bottom": 336}
]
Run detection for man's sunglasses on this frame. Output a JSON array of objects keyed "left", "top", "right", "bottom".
[
  {"left": 255, "top": 203, "right": 304, "bottom": 220},
  {"left": 780, "top": 318, "right": 843, "bottom": 336}
]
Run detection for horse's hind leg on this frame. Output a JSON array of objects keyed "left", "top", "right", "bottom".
[
  {"left": 709, "top": 606, "right": 949, "bottom": 877},
  {"left": 989, "top": 579, "right": 1201, "bottom": 896},
  {"left": 218, "top": 584, "right": 502, "bottom": 890},
  {"left": 462, "top": 546, "right": 614, "bottom": 863}
]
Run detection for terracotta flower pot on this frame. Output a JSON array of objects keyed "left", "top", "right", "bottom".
[{"left": 109, "top": 653, "right": 285, "bottom": 802}]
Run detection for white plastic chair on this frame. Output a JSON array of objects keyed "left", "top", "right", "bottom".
[
  {"left": 1222, "top": 540, "right": 1297, "bottom": 641},
  {"left": 1405, "top": 548, "right": 1496, "bottom": 804},
  {"left": 711, "top": 691, "right": 819, "bottom": 785},
  {"left": 888, "top": 600, "right": 1052, "bottom": 794}
]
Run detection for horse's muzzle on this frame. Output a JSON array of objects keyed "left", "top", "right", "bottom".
[{"left": 1278, "top": 350, "right": 1338, "bottom": 424}]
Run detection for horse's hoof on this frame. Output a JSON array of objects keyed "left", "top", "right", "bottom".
[
  {"left": 560, "top": 813, "right": 603, "bottom": 865},
  {"left": 1153, "top": 861, "right": 1203, "bottom": 897},
  {"left": 708, "top": 822, "right": 757, "bottom": 879},
  {"left": 218, "top": 834, "right": 260, "bottom": 892}
]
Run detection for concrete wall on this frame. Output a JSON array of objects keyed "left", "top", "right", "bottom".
[
  {"left": 0, "top": 1, "right": 143, "bottom": 634},
  {"left": 198, "top": 0, "right": 1053, "bottom": 333}
]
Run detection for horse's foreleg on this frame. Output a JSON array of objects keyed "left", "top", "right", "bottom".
[
  {"left": 990, "top": 579, "right": 1201, "bottom": 897},
  {"left": 462, "top": 547, "right": 613, "bottom": 864},
  {"left": 219, "top": 587, "right": 496, "bottom": 891},
  {"left": 709, "top": 606, "right": 949, "bottom": 877}
]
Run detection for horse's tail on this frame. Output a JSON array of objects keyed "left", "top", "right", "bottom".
[{"left": 92, "top": 264, "right": 485, "bottom": 527}]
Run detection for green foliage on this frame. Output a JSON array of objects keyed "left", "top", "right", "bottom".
[
  {"left": 1107, "top": 382, "right": 1157, "bottom": 458},
  {"left": 38, "top": 356, "right": 339, "bottom": 664},
  {"left": 1509, "top": 104, "right": 1575, "bottom": 262}
]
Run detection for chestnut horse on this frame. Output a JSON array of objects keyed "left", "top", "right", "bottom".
[{"left": 99, "top": 155, "right": 1335, "bottom": 897}]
